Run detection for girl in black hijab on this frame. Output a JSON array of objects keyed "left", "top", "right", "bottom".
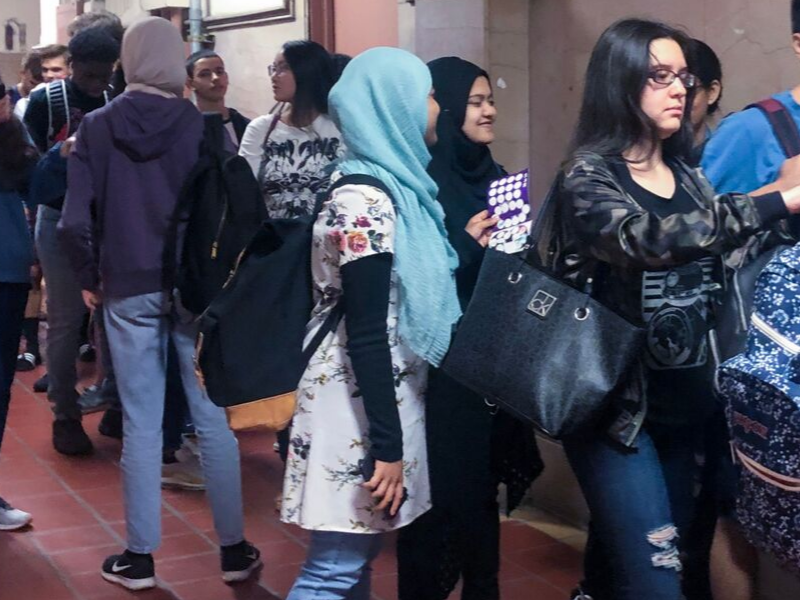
[{"left": 396, "top": 57, "right": 542, "bottom": 600}]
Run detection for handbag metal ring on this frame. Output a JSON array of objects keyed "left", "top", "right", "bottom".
[
  {"left": 508, "top": 272, "right": 523, "bottom": 284},
  {"left": 574, "top": 307, "right": 591, "bottom": 321},
  {"left": 484, "top": 398, "right": 499, "bottom": 415}
]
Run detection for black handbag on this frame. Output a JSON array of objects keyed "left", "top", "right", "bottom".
[{"left": 441, "top": 179, "right": 645, "bottom": 438}]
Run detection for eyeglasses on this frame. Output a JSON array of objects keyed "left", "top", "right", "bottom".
[
  {"left": 648, "top": 68, "right": 698, "bottom": 90},
  {"left": 268, "top": 63, "right": 291, "bottom": 77}
]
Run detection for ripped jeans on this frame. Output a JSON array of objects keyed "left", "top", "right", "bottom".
[{"left": 563, "top": 423, "right": 701, "bottom": 600}]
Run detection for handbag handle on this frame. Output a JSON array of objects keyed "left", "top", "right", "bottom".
[
  {"left": 524, "top": 174, "right": 564, "bottom": 270},
  {"left": 519, "top": 171, "right": 600, "bottom": 296}
]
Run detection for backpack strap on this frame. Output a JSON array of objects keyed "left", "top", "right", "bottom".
[
  {"left": 747, "top": 98, "right": 800, "bottom": 158},
  {"left": 45, "top": 79, "right": 69, "bottom": 147},
  {"left": 317, "top": 174, "right": 395, "bottom": 214}
]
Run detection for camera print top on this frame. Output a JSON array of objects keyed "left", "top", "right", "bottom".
[
  {"left": 280, "top": 180, "right": 431, "bottom": 533},
  {"left": 239, "top": 113, "right": 344, "bottom": 218},
  {"left": 610, "top": 161, "right": 719, "bottom": 425}
]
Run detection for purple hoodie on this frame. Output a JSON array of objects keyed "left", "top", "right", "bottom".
[{"left": 59, "top": 91, "right": 203, "bottom": 298}]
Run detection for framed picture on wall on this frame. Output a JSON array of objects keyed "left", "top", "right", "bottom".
[{"left": 204, "top": 0, "right": 296, "bottom": 31}]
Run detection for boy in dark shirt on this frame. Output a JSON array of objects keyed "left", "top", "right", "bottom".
[
  {"left": 185, "top": 50, "right": 250, "bottom": 152},
  {"left": 25, "top": 28, "right": 119, "bottom": 457}
]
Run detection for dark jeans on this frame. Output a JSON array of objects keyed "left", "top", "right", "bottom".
[
  {"left": 163, "top": 339, "right": 189, "bottom": 453},
  {"left": 36, "top": 206, "right": 87, "bottom": 420},
  {"left": 0, "top": 283, "right": 28, "bottom": 451},
  {"left": 563, "top": 423, "right": 702, "bottom": 600}
]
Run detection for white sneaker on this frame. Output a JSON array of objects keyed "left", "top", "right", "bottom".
[
  {"left": 0, "top": 497, "right": 32, "bottom": 531},
  {"left": 161, "top": 447, "right": 206, "bottom": 491},
  {"left": 181, "top": 433, "right": 201, "bottom": 457}
]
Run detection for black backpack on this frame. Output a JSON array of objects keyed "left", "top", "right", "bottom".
[
  {"left": 716, "top": 98, "right": 800, "bottom": 360},
  {"left": 196, "top": 174, "right": 393, "bottom": 409},
  {"left": 176, "top": 113, "right": 268, "bottom": 315}
]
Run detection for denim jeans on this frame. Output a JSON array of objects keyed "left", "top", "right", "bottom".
[
  {"left": 104, "top": 291, "right": 244, "bottom": 553},
  {"left": 287, "top": 531, "right": 382, "bottom": 600},
  {"left": 0, "top": 283, "right": 28, "bottom": 451},
  {"left": 93, "top": 309, "right": 121, "bottom": 409},
  {"left": 36, "top": 206, "right": 86, "bottom": 420},
  {"left": 563, "top": 423, "right": 702, "bottom": 600}
]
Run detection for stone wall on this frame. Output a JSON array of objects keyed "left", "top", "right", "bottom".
[
  {"left": 0, "top": 0, "right": 41, "bottom": 52},
  {"left": 529, "top": 0, "right": 799, "bottom": 201}
]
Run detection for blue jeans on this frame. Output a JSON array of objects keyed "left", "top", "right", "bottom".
[
  {"left": 563, "top": 423, "right": 701, "bottom": 600},
  {"left": 287, "top": 531, "right": 382, "bottom": 600},
  {"left": 104, "top": 291, "right": 244, "bottom": 553}
]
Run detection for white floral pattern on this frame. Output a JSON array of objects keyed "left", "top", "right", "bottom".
[
  {"left": 718, "top": 246, "right": 800, "bottom": 575},
  {"left": 281, "top": 182, "right": 431, "bottom": 533}
]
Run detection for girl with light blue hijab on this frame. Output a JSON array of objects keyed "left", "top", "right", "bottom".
[{"left": 282, "top": 47, "right": 461, "bottom": 600}]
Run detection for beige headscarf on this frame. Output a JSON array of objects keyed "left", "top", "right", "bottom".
[{"left": 121, "top": 17, "right": 186, "bottom": 98}]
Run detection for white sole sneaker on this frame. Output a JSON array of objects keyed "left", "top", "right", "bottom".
[
  {"left": 101, "top": 571, "right": 157, "bottom": 591},
  {"left": 222, "top": 558, "right": 263, "bottom": 583},
  {"left": 0, "top": 509, "right": 32, "bottom": 531}
]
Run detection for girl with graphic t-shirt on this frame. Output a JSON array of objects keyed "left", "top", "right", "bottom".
[
  {"left": 548, "top": 19, "right": 800, "bottom": 600},
  {"left": 239, "top": 40, "right": 344, "bottom": 218}
]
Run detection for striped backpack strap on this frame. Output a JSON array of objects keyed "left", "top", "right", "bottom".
[{"left": 45, "top": 79, "right": 70, "bottom": 148}]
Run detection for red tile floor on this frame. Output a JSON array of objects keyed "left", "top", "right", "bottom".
[{"left": 1, "top": 364, "right": 582, "bottom": 600}]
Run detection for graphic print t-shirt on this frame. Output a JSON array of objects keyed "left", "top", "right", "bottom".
[
  {"left": 611, "top": 160, "right": 718, "bottom": 424},
  {"left": 239, "top": 114, "right": 344, "bottom": 218}
]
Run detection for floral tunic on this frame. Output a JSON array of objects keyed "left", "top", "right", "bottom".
[{"left": 281, "top": 181, "right": 431, "bottom": 533}]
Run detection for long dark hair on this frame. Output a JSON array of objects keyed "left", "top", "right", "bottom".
[
  {"left": 570, "top": 18, "right": 695, "bottom": 162},
  {"left": 688, "top": 38, "right": 722, "bottom": 115},
  {"left": 0, "top": 81, "right": 39, "bottom": 190},
  {"left": 282, "top": 40, "right": 335, "bottom": 126}
]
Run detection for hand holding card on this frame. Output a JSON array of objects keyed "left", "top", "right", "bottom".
[{"left": 486, "top": 169, "right": 533, "bottom": 254}]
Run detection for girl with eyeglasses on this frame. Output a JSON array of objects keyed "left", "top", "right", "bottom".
[
  {"left": 547, "top": 19, "right": 800, "bottom": 600},
  {"left": 239, "top": 40, "right": 343, "bottom": 218}
]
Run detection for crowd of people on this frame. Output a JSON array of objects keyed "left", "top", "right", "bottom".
[{"left": 3, "top": 3, "right": 800, "bottom": 600}]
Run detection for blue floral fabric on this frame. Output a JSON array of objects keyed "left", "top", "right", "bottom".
[{"left": 718, "top": 245, "right": 800, "bottom": 575}]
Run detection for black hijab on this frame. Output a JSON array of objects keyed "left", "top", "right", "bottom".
[{"left": 428, "top": 57, "right": 501, "bottom": 307}]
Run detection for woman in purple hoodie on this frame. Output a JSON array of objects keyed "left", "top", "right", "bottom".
[{"left": 58, "top": 17, "right": 260, "bottom": 590}]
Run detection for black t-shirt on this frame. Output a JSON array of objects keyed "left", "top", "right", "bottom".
[
  {"left": 611, "top": 160, "right": 718, "bottom": 425},
  {"left": 24, "top": 79, "right": 107, "bottom": 152}
]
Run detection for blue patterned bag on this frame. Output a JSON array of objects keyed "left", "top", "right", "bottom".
[{"left": 718, "top": 245, "right": 800, "bottom": 575}]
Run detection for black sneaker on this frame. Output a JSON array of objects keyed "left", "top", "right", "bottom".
[
  {"left": 78, "top": 343, "right": 96, "bottom": 363},
  {"left": 15, "top": 352, "right": 40, "bottom": 372},
  {"left": 52, "top": 419, "right": 93, "bottom": 456},
  {"left": 221, "top": 541, "right": 261, "bottom": 583},
  {"left": 98, "top": 408, "right": 123, "bottom": 440},
  {"left": 33, "top": 373, "right": 49, "bottom": 393},
  {"left": 101, "top": 551, "right": 156, "bottom": 591}
]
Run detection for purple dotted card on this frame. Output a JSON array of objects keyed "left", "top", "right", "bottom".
[{"left": 486, "top": 169, "right": 532, "bottom": 254}]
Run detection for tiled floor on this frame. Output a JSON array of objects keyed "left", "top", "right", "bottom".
[{"left": 1, "top": 364, "right": 583, "bottom": 600}]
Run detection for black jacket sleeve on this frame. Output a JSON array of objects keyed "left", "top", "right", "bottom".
[{"left": 341, "top": 252, "right": 402, "bottom": 462}]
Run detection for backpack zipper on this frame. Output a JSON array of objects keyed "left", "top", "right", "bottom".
[
  {"left": 211, "top": 200, "right": 228, "bottom": 259},
  {"left": 751, "top": 313, "right": 800, "bottom": 355}
]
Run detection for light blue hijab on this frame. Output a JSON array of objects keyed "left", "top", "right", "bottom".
[{"left": 328, "top": 47, "right": 461, "bottom": 367}]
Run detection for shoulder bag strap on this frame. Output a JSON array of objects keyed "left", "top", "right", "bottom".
[
  {"left": 526, "top": 173, "right": 564, "bottom": 268},
  {"left": 747, "top": 98, "right": 800, "bottom": 158},
  {"left": 256, "top": 113, "right": 282, "bottom": 186},
  {"left": 302, "top": 173, "right": 396, "bottom": 358},
  {"left": 313, "top": 173, "right": 395, "bottom": 216}
]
